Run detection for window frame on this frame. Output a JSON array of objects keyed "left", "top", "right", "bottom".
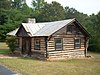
[
  {"left": 74, "top": 38, "right": 81, "bottom": 49},
  {"left": 34, "top": 38, "right": 40, "bottom": 50},
  {"left": 54, "top": 38, "right": 63, "bottom": 51}
]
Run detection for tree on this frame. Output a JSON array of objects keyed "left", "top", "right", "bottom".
[
  {"left": 6, "top": 36, "right": 17, "bottom": 53},
  {"left": 0, "top": 0, "right": 11, "bottom": 10},
  {"left": 31, "top": 0, "right": 45, "bottom": 22},
  {"left": 12, "top": 0, "right": 26, "bottom": 9},
  {"left": 38, "top": 1, "right": 65, "bottom": 22},
  {"left": 0, "top": 0, "right": 11, "bottom": 25},
  {"left": 64, "top": 6, "right": 88, "bottom": 25},
  {"left": 32, "top": 0, "right": 45, "bottom": 10},
  {"left": 20, "top": 3, "right": 32, "bottom": 16},
  {"left": 0, "top": 12, "right": 8, "bottom": 25}
]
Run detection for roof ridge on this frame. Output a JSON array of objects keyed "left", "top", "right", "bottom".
[{"left": 22, "top": 18, "right": 75, "bottom": 24}]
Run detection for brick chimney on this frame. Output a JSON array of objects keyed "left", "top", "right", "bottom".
[{"left": 27, "top": 18, "right": 36, "bottom": 23}]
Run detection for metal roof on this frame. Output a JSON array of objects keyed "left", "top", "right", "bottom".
[
  {"left": 22, "top": 23, "right": 45, "bottom": 36},
  {"left": 7, "top": 28, "right": 19, "bottom": 36},
  {"left": 34, "top": 19, "right": 75, "bottom": 36},
  {"left": 22, "top": 18, "right": 75, "bottom": 36},
  {"left": 7, "top": 18, "right": 75, "bottom": 36}
]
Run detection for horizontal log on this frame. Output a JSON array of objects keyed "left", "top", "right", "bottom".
[
  {"left": 47, "top": 49, "right": 55, "bottom": 51},
  {"left": 48, "top": 43, "right": 54, "bottom": 45},
  {"left": 32, "top": 50, "right": 46, "bottom": 52},
  {"left": 48, "top": 40, "right": 54, "bottom": 42},
  {"left": 65, "top": 48, "right": 74, "bottom": 50}
]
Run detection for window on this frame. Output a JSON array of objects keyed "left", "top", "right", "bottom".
[
  {"left": 34, "top": 39, "right": 40, "bottom": 50},
  {"left": 67, "top": 25, "right": 73, "bottom": 33},
  {"left": 74, "top": 38, "right": 81, "bottom": 49},
  {"left": 55, "top": 38, "right": 63, "bottom": 50}
]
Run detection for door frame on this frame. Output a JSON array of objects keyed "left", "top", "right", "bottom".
[{"left": 22, "top": 37, "right": 31, "bottom": 56}]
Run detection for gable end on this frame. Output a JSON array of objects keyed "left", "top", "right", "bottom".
[{"left": 16, "top": 24, "right": 30, "bottom": 37}]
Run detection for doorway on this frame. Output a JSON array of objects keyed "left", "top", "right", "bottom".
[{"left": 22, "top": 37, "right": 31, "bottom": 55}]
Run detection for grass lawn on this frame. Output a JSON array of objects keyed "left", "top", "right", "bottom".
[
  {"left": 0, "top": 42, "right": 10, "bottom": 55},
  {"left": 0, "top": 42, "right": 9, "bottom": 50},
  {"left": 0, "top": 42, "right": 10, "bottom": 54},
  {"left": 0, "top": 42, "right": 100, "bottom": 75},
  {"left": 0, "top": 52, "right": 100, "bottom": 75}
]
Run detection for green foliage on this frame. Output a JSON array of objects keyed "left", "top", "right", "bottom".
[
  {"left": 0, "top": 0, "right": 37, "bottom": 41},
  {"left": 12, "top": 0, "right": 26, "bottom": 9},
  {"left": 41, "top": 1, "right": 65, "bottom": 22},
  {"left": 6, "top": 36, "right": 17, "bottom": 53},
  {"left": 31, "top": 0, "right": 45, "bottom": 22},
  {"left": 32, "top": 0, "right": 45, "bottom": 10},
  {"left": 0, "top": 0, "right": 11, "bottom": 10}
]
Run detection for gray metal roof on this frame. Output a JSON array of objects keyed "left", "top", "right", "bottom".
[
  {"left": 22, "top": 23, "right": 45, "bottom": 36},
  {"left": 7, "top": 18, "right": 75, "bottom": 36},
  {"left": 34, "top": 19, "right": 75, "bottom": 36},
  {"left": 7, "top": 28, "right": 19, "bottom": 36},
  {"left": 22, "top": 18, "right": 75, "bottom": 36}
]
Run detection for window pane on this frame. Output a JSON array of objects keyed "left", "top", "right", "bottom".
[
  {"left": 75, "top": 39, "right": 80, "bottom": 43},
  {"left": 34, "top": 39, "right": 40, "bottom": 50},
  {"left": 74, "top": 39, "right": 81, "bottom": 49},
  {"left": 55, "top": 39, "right": 61, "bottom": 43},
  {"left": 75, "top": 44, "right": 80, "bottom": 48},
  {"left": 56, "top": 45, "right": 62, "bottom": 49},
  {"left": 35, "top": 45, "right": 40, "bottom": 50},
  {"left": 55, "top": 38, "right": 62, "bottom": 50}
]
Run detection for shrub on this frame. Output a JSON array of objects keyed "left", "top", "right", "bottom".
[{"left": 6, "top": 36, "right": 17, "bottom": 53}]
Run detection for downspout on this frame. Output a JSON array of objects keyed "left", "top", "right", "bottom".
[{"left": 45, "top": 36, "right": 48, "bottom": 58}]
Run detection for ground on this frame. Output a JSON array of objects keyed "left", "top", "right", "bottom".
[{"left": 0, "top": 42, "right": 100, "bottom": 75}]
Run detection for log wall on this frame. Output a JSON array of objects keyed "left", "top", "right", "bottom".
[
  {"left": 47, "top": 23, "right": 86, "bottom": 59},
  {"left": 31, "top": 37, "right": 46, "bottom": 58}
]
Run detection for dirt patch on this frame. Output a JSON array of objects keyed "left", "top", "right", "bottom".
[
  {"left": 0, "top": 54, "right": 18, "bottom": 58},
  {"left": 0, "top": 52, "right": 21, "bottom": 58}
]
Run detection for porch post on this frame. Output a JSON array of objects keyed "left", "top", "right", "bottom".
[
  {"left": 28, "top": 37, "right": 31, "bottom": 57},
  {"left": 45, "top": 36, "right": 48, "bottom": 58},
  {"left": 85, "top": 37, "right": 89, "bottom": 57}
]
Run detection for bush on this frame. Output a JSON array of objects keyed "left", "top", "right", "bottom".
[{"left": 6, "top": 36, "right": 17, "bottom": 53}]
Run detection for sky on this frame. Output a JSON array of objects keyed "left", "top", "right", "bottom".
[{"left": 26, "top": 0, "right": 100, "bottom": 15}]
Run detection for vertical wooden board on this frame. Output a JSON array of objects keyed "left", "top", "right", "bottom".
[
  {"left": 31, "top": 38, "right": 34, "bottom": 49},
  {"left": 19, "top": 37, "right": 22, "bottom": 49}
]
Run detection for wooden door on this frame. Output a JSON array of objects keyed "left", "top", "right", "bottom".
[{"left": 22, "top": 37, "right": 31, "bottom": 55}]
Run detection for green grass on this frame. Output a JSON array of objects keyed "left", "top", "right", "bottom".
[
  {"left": 0, "top": 42, "right": 9, "bottom": 50},
  {"left": 0, "top": 42, "right": 10, "bottom": 54},
  {"left": 0, "top": 52, "right": 100, "bottom": 75},
  {"left": 0, "top": 49, "right": 10, "bottom": 54}
]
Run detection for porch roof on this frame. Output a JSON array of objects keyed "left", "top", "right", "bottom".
[{"left": 7, "top": 28, "right": 19, "bottom": 36}]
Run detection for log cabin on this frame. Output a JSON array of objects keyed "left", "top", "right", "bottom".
[{"left": 7, "top": 18, "right": 91, "bottom": 60}]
